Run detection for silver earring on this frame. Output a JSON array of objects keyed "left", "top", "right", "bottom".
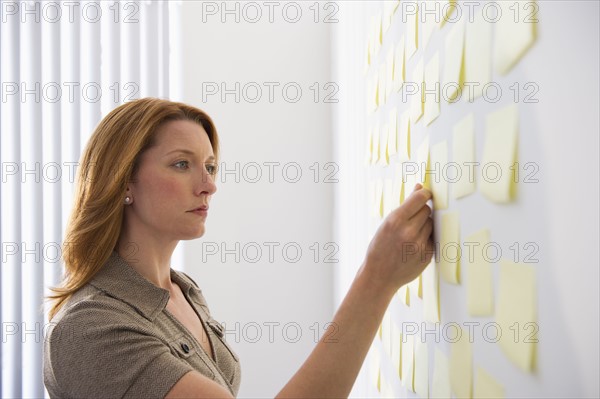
[{"left": 124, "top": 196, "right": 132, "bottom": 204}]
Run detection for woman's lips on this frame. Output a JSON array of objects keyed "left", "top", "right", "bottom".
[{"left": 188, "top": 207, "right": 208, "bottom": 216}]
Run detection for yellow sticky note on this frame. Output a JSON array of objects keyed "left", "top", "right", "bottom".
[
  {"left": 452, "top": 113, "right": 476, "bottom": 199},
  {"left": 382, "top": 1, "right": 393, "bottom": 33},
  {"left": 408, "top": 274, "right": 422, "bottom": 299},
  {"left": 388, "top": 107, "right": 398, "bottom": 157},
  {"left": 375, "top": 11, "right": 383, "bottom": 44},
  {"left": 383, "top": 178, "right": 394, "bottom": 217},
  {"left": 494, "top": 0, "right": 537, "bottom": 75},
  {"left": 371, "top": 14, "right": 383, "bottom": 60},
  {"left": 449, "top": 326, "right": 473, "bottom": 399},
  {"left": 464, "top": 10, "right": 492, "bottom": 101},
  {"left": 422, "top": 260, "right": 440, "bottom": 323},
  {"left": 401, "top": 334, "right": 415, "bottom": 391},
  {"left": 375, "top": 178, "right": 384, "bottom": 218},
  {"left": 369, "top": 73, "right": 378, "bottom": 114},
  {"left": 381, "top": 376, "right": 395, "bottom": 399},
  {"left": 480, "top": 104, "right": 519, "bottom": 203},
  {"left": 474, "top": 367, "right": 505, "bottom": 398},
  {"left": 420, "top": 0, "right": 436, "bottom": 48},
  {"left": 365, "top": 127, "right": 373, "bottom": 166},
  {"left": 497, "top": 259, "right": 537, "bottom": 372},
  {"left": 432, "top": 348, "right": 451, "bottom": 398},
  {"left": 406, "top": 2, "right": 418, "bottom": 59},
  {"left": 374, "top": 72, "right": 380, "bottom": 111},
  {"left": 439, "top": 212, "right": 460, "bottom": 284},
  {"left": 414, "top": 339, "right": 429, "bottom": 398},
  {"left": 398, "top": 110, "right": 411, "bottom": 162},
  {"left": 410, "top": 59, "right": 424, "bottom": 124},
  {"left": 382, "top": 123, "right": 390, "bottom": 165},
  {"left": 391, "top": 323, "right": 402, "bottom": 378},
  {"left": 465, "top": 229, "right": 493, "bottom": 316},
  {"left": 368, "top": 346, "right": 380, "bottom": 389},
  {"left": 443, "top": 18, "right": 465, "bottom": 102},
  {"left": 424, "top": 52, "right": 441, "bottom": 125},
  {"left": 378, "top": 63, "right": 387, "bottom": 106},
  {"left": 393, "top": 36, "right": 405, "bottom": 92},
  {"left": 382, "top": 310, "right": 392, "bottom": 359},
  {"left": 430, "top": 140, "right": 448, "bottom": 210},
  {"left": 386, "top": 45, "right": 395, "bottom": 99},
  {"left": 368, "top": 180, "right": 376, "bottom": 218},
  {"left": 398, "top": 284, "right": 410, "bottom": 306},
  {"left": 372, "top": 123, "right": 381, "bottom": 164},
  {"left": 416, "top": 136, "right": 430, "bottom": 189},
  {"left": 393, "top": 163, "right": 405, "bottom": 208}
]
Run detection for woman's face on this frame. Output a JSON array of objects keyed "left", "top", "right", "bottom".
[{"left": 125, "top": 119, "right": 217, "bottom": 241}]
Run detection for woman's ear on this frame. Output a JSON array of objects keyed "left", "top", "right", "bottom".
[{"left": 124, "top": 186, "right": 133, "bottom": 205}]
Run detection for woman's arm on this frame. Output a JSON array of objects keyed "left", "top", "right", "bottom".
[{"left": 275, "top": 185, "right": 433, "bottom": 398}]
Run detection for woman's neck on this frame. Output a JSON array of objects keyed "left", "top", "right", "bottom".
[{"left": 115, "top": 225, "right": 179, "bottom": 290}]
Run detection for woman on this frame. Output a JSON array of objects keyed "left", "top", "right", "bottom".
[{"left": 43, "top": 97, "right": 434, "bottom": 398}]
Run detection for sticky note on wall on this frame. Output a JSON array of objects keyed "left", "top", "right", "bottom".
[
  {"left": 375, "top": 178, "right": 384, "bottom": 218},
  {"left": 424, "top": 52, "right": 441, "bottom": 125},
  {"left": 494, "top": 0, "right": 537, "bottom": 75},
  {"left": 391, "top": 323, "right": 402, "bottom": 378},
  {"left": 465, "top": 228, "right": 494, "bottom": 316},
  {"left": 393, "top": 36, "right": 405, "bottom": 92},
  {"left": 378, "top": 63, "right": 387, "bottom": 106},
  {"left": 474, "top": 367, "right": 505, "bottom": 398},
  {"left": 397, "top": 284, "right": 410, "bottom": 306},
  {"left": 393, "top": 163, "right": 405, "bottom": 207},
  {"left": 414, "top": 339, "right": 429, "bottom": 398},
  {"left": 452, "top": 113, "right": 476, "bottom": 199},
  {"left": 416, "top": 136, "right": 430, "bottom": 189},
  {"left": 408, "top": 274, "right": 422, "bottom": 299},
  {"left": 365, "top": 128, "right": 373, "bottom": 165},
  {"left": 497, "top": 259, "right": 537, "bottom": 372},
  {"left": 420, "top": 0, "right": 436, "bottom": 49},
  {"left": 422, "top": 260, "right": 440, "bottom": 323},
  {"left": 464, "top": 9, "right": 492, "bottom": 101},
  {"left": 382, "top": 123, "right": 390, "bottom": 165},
  {"left": 439, "top": 211, "right": 460, "bottom": 284},
  {"left": 410, "top": 59, "right": 425, "bottom": 124},
  {"left": 386, "top": 45, "right": 395, "bottom": 99},
  {"left": 397, "top": 110, "right": 411, "bottom": 162},
  {"left": 388, "top": 107, "right": 398, "bottom": 157},
  {"left": 372, "top": 123, "right": 380, "bottom": 164},
  {"left": 449, "top": 326, "right": 473, "bottom": 399},
  {"left": 405, "top": 2, "right": 418, "bottom": 59},
  {"left": 401, "top": 334, "right": 415, "bottom": 391},
  {"left": 432, "top": 348, "right": 451, "bottom": 398},
  {"left": 383, "top": 178, "right": 394, "bottom": 217},
  {"left": 443, "top": 19, "right": 465, "bottom": 102},
  {"left": 479, "top": 104, "right": 519, "bottom": 203},
  {"left": 430, "top": 139, "right": 448, "bottom": 210}
]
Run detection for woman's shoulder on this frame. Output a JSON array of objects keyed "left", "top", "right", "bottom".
[{"left": 48, "top": 285, "right": 142, "bottom": 337}]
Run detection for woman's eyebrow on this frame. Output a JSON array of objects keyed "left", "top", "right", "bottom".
[{"left": 164, "top": 149, "right": 215, "bottom": 161}]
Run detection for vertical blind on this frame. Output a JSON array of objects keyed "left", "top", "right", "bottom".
[{"left": 0, "top": 1, "right": 183, "bottom": 396}]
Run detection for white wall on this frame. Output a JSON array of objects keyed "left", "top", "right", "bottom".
[
  {"left": 332, "top": 1, "right": 599, "bottom": 397},
  {"left": 180, "top": 2, "right": 334, "bottom": 397}
]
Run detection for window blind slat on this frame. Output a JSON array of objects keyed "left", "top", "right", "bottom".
[
  {"left": 0, "top": 5, "right": 23, "bottom": 397},
  {"left": 80, "top": 0, "right": 102, "bottom": 148},
  {"left": 20, "top": 6, "right": 44, "bottom": 396},
  {"left": 41, "top": 0, "right": 64, "bottom": 316}
]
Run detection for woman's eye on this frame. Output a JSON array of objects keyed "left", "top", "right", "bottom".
[
  {"left": 205, "top": 163, "right": 218, "bottom": 175},
  {"left": 173, "top": 160, "right": 189, "bottom": 169}
]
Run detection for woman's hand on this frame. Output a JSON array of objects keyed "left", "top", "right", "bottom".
[{"left": 361, "top": 183, "right": 434, "bottom": 296}]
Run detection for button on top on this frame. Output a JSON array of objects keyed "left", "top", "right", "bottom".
[{"left": 181, "top": 343, "right": 190, "bottom": 353}]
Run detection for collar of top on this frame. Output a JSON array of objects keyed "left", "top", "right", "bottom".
[{"left": 89, "top": 250, "right": 204, "bottom": 321}]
